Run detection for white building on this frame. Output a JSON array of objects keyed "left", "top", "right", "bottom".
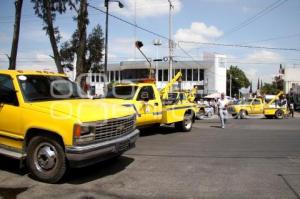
[
  {"left": 283, "top": 67, "right": 300, "bottom": 93},
  {"left": 88, "top": 53, "right": 227, "bottom": 96}
]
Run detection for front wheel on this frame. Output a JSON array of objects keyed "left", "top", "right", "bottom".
[
  {"left": 275, "top": 109, "right": 284, "bottom": 119},
  {"left": 26, "top": 136, "right": 66, "bottom": 183},
  {"left": 175, "top": 113, "right": 193, "bottom": 132}
]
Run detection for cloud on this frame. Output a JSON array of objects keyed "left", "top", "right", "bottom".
[
  {"left": 110, "top": 0, "right": 182, "bottom": 18},
  {"left": 174, "top": 22, "right": 223, "bottom": 50},
  {"left": 228, "top": 50, "right": 284, "bottom": 84},
  {"left": 244, "top": 50, "right": 282, "bottom": 63}
]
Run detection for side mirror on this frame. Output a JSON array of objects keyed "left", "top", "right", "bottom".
[{"left": 140, "top": 92, "right": 149, "bottom": 101}]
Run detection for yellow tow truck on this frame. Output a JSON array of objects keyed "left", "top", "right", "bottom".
[
  {"left": 228, "top": 91, "right": 288, "bottom": 119},
  {"left": 0, "top": 70, "right": 139, "bottom": 183},
  {"left": 103, "top": 71, "right": 197, "bottom": 132}
]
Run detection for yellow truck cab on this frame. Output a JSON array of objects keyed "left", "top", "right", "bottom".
[
  {"left": 228, "top": 98, "right": 264, "bottom": 119},
  {"left": 103, "top": 79, "right": 197, "bottom": 132},
  {"left": 0, "top": 70, "right": 139, "bottom": 183}
]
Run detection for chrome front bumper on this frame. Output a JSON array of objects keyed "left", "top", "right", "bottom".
[{"left": 66, "top": 129, "right": 139, "bottom": 168}]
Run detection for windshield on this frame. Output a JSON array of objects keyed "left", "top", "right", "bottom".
[
  {"left": 168, "top": 93, "right": 179, "bottom": 100},
  {"left": 106, "top": 86, "right": 138, "bottom": 100},
  {"left": 18, "top": 75, "right": 87, "bottom": 102}
]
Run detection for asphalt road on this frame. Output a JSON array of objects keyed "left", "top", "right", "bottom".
[{"left": 1, "top": 117, "right": 300, "bottom": 199}]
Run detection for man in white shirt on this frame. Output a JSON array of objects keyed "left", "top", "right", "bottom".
[{"left": 217, "top": 93, "right": 228, "bottom": 129}]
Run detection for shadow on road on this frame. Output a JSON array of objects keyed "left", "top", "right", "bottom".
[
  {"left": 139, "top": 126, "right": 180, "bottom": 137},
  {"left": 63, "top": 156, "right": 134, "bottom": 185},
  {"left": 0, "top": 156, "right": 27, "bottom": 176}
]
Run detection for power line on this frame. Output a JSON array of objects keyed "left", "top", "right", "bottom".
[
  {"left": 238, "top": 33, "right": 300, "bottom": 45},
  {"left": 87, "top": 3, "right": 169, "bottom": 41},
  {"left": 178, "top": 41, "right": 300, "bottom": 52},
  {"left": 220, "top": 0, "right": 288, "bottom": 40},
  {"left": 88, "top": 3, "right": 300, "bottom": 53}
]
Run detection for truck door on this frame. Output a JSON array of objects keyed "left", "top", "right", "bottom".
[
  {"left": 0, "top": 74, "right": 21, "bottom": 139},
  {"left": 135, "top": 85, "right": 162, "bottom": 125},
  {"left": 252, "top": 99, "right": 264, "bottom": 114}
]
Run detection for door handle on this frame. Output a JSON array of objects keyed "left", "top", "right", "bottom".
[{"left": 154, "top": 103, "right": 159, "bottom": 106}]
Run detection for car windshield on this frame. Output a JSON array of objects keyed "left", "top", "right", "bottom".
[
  {"left": 168, "top": 93, "right": 179, "bottom": 100},
  {"left": 239, "top": 99, "right": 253, "bottom": 105},
  {"left": 18, "top": 75, "right": 87, "bottom": 102},
  {"left": 106, "top": 86, "right": 138, "bottom": 100}
]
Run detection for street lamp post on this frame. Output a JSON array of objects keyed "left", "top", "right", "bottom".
[
  {"left": 104, "top": 0, "right": 123, "bottom": 75},
  {"left": 153, "top": 39, "right": 162, "bottom": 81}
]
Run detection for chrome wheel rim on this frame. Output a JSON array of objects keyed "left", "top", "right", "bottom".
[
  {"left": 184, "top": 115, "right": 192, "bottom": 129},
  {"left": 34, "top": 142, "right": 58, "bottom": 172}
]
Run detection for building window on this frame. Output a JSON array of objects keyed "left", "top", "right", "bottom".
[
  {"left": 92, "top": 75, "right": 95, "bottom": 82},
  {"left": 121, "top": 69, "right": 149, "bottom": 80},
  {"left": 158, "top": 70, "right": 163, "bottom": 81},
  {"left": 175, "top": 69, "right": 180, "bottom": 76},
  {"left": 187, "top": 69, "right": 192, "bottom": 81},
  {"left": 110, "top": 71, "right": 113, "bottom": 81},
  {"left": 163, "top": 69, "right": 168, "bottom": 81},
  {"left": 116, "top": 71, "right": 119, "bottom": 81},
  {"left": 96, "top": 75, "right": 100, "bottom": 82},
  {"left": 199, "top": 69, "right": 204, "bottom": 81},
  {"left": 193, "top": 69, "right": 198, "bottom": 81},
  {"left": 181, "top": 69, "right": 186, "bottom": 81}
]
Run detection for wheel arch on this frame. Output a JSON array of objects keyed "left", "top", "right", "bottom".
[
  {"left": 185, "top": 109, "right": 196, "bottom": 122},
  {"left": 24, "top": 128, "right": 65, "bottom": 151}
]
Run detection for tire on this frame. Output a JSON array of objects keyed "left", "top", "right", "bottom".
[
  {"left": 275, "top": 109, "right": 284, "bottom": 119},
  {"left": 175, "top": 112, "right": 193, "bottom": 132},
  {"left": 232, "top": 114, "right": 238, "bottom": 119},
  {"left": 207, "top": 111, "right": 213, "bottom": 118},
  {"left": 26, "top": 136, "right": 66, "bottom": 183},
  {"left": 239, "top": 110, "right": 246, "bottom": 119}
]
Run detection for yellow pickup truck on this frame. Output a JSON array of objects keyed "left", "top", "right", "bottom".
[
  {"left": 103, "top": 79, "right": 197, "bottom": 132},
  {"left": 0, "top": 70, "right": 139, "bottom": 183},
  {"left": 228, "top": 92, "right": 288, "bottom": 119}
]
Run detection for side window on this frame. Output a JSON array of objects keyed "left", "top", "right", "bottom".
[
  {"left": 137, "top": 86, "right": 155, "bottom": 101},
  {"left": 0, "top": 75, "right": 18, "bottom": 105},
  {"left": 252, "top": 99, "right": 261, "bottom": 105}
]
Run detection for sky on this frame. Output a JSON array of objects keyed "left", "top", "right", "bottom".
[{"left": 0, "top": 0, "right": 300, "bottom": 88}]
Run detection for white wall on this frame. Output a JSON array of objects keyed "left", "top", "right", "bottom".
[{"left": 284, "top": 68, "right": 300, "bottom": 93}]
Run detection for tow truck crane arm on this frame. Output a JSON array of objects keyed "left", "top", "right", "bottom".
[
  {"left": 187, "top": 87, "right": 197, "bottom": 102},
  {"left": 160, "top": 71, "right": 182, "bottom": 100},
  {"left": 266, "top": 91, "right": 283, "bottom": 106}
]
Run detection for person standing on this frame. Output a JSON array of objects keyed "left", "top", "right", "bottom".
[
  {"left": 289, "top": 101, "right": 295, "bottom": 118},
  {"left": 217, "top": 93, "right": 228, "bottom": 129}
]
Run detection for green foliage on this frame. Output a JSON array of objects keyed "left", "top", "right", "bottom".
[
  {"left": 60, "top": 24, "right": 104, "bottom": 73},
  {"left": 260, "top": 83, "right": 279, "bottom": 95},
  {"left": 226, "top": 66, "right": 250, "bottom": 96}
]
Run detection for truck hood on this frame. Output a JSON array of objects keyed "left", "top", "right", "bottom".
[{"left": 27, "top": 99, "right": 134, "bottom": 123}]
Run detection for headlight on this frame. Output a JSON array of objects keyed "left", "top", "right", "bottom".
[{"left": 73, "top": 124, "right": 96, "bottom": 145}]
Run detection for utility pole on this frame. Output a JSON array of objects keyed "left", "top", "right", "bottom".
[
  {"left": 230, "top": 73, "right": 232, "bottom": 98},
  {"left": 168, "top": 0, "right": 174, "bottom": 82}
]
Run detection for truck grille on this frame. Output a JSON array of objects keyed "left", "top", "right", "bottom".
[{"left": 94, "top": 115, "right": 135, "bottom": 142}]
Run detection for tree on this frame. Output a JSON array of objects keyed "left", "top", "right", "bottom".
[
  {"left": 261, "top": 83, "right": 279, "bottom": 95},
  {"left": 260, "top": 79, "right": 263, "bottom": 90},
  {"left": 226, "top": 66, "right": 250, "bottom": 96},
  {"left": 249, "top": 81, "right": 253, "bottom": 94},
  {"left": 32, "top": 0, "right": 75, "bottom": 73},
  {"left": 257, "top": 78, "right": 260, "bottom": 90},
  {"left": 60, "top": 25, "right": 104, "bottom": 73},
  {"left": 8, "top": 0, "right": 23, "bottom": 70}
]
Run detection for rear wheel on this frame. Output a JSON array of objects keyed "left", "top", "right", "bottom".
[
  {"left": 26, "top": 136, "right": 66, "bottom": 183},
  {"left": 175, "top": 112, "right": 193, "bottom": 132},
  {"left": 239, "top": 110, "right": 247, "bottom": 119},
  {"left": 275, "top": 109, "right": 284, "bottom": 119}
]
